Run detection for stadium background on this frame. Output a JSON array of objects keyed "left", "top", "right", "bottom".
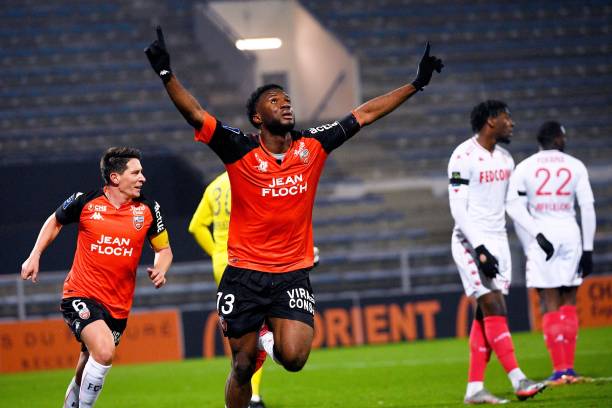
[{"left": 1, "top": 0, "right": 611, "bottom": 376}]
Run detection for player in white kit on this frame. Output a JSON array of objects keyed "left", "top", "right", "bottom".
[
  {"left": 506, "top": 121, "right": 596, "bottom": 385},
  {"left": 448, "top": 100, "right": 548, "bottom": 404}
]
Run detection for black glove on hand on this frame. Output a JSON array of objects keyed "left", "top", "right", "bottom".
[
  {"left": 579, "top": 251, "right": 593, "bottom": 278},
  {"left": 474, "top": 245, "right": 499, "bottom": 279},
  {"left": 145, "top": 26, "right": 172, "bottom": 83},
  {"left": 536, "top": 233, "right": 554, "bottom": 261},
  {"left": 411, "top": 42, "right": 444, "bottom": 91}
]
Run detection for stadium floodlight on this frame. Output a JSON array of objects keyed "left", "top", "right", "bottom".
[{"left": 235, "top": 37, "right": 282, "bottom": 51}]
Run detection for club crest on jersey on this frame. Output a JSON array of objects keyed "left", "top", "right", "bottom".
[
  {"left": 293, "top": 141, "right": 310, "bottom": 164},
  {"left": 133, "top": 215, "right": 145, "bottom": 230},
  {"left": 254, "top": 153, "right": 269, "bottom": 173}
]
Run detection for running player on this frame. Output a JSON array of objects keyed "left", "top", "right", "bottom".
[
  {"left": 189, "top": 171, "right": 267, "bottom": 408},
  {"left": 146, "top": 27, "right": 442, "bottom": 408},
  {"left": 448, "top": 101, "right": 548, "bottom": 404},
  {"left": 506, "top": 121, "right": 596, "bottom": 385},
  {"left": 20, "top": 147, "right": 173, "bottom": 408}
]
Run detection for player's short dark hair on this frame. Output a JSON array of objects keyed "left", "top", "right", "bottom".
[
  {"left": 100, "top": 147, "right": 142, "bottom": 184},
  {"left": 537, "top": 121, "right": 564, "bottom": 148},
  {"left": 470, "top": 100, "right": 509, "bottom": 133},
  {"left": 246, "top": 83, "right": 285, "bottom": 128}
]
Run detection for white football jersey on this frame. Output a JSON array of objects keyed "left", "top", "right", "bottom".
[
  {"left": 448, "top": 136, "right": 515, "bottom": 235},
  {"left": 506, "top": 149, "right": 594, "bottom": 225}
]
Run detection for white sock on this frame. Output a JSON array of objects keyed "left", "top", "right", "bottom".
[
  {"left": 465, "top": 381, "right": 484, "bottom": 398},
  {"left": 79, "top": 358, "right": 111, "bottom": 407},
  {"left": 63, "top": 376, "right": 79, "bottom": 408},
  {"left": 508, "top": 367, "right": 527, "bottom": 390},
  {"left": 250, "top": 394, "right": 262, "bottom": 402},
  {"left": 258, "top": 331, "right": 279, "bottom": 364}
]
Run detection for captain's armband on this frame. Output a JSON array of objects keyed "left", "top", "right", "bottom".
[{"left": 150, "top": 230, "right": 170, "bottom": 251}]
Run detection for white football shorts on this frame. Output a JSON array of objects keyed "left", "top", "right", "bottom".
[
  {"left": 525, "top": 223, "right": 582, "bottom": 288},
  {"left": 452, "top": 230, "right": 512, "bottom": 298}
]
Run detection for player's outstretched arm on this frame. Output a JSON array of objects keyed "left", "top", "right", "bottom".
[
  {"left": 145, "top": 26, "right": 205, "bottom": 129},
  {"left": 353, "top": 42, "right": 443, "bottom": 127},
  {"left": 20, "top": 213, "right": 63, "bottom": 283}
]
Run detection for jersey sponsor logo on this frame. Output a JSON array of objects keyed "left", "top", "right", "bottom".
[
  {"left": 88, "top": 204, "right": 107, "bottom": 212},
  {"left": 262, "top": 174, "right": 308, "bottom": 197},
  {"left": 479, "top": 168, "right": 511, "bottom": 183},
  {"left": 293, "top": 141, "right": 310, "bottom": 164},
  {"left": 90, "top": 234, "right": 134, "bottom": 257},
  {"left": 62, "top": 192, "right": 83, "bottom": 210},
  {"left": 308, "top": 121, "right": 339, "bottom": 134},
  {"left": 286, "top": 287, "right": 315, "bottom": 315},
  {"left": 221, "top": 124, "right": 241, "bottom": 134},
  {"left": 133, "top": 215, "right": 145, "bottom": 230},
  {"left": 153, "top": 201, "right": 164, "bottom": 233},
  {"left": 131, "top": 204, "right": 145, "bottom": 216},
  {"left": 90, "top": 211, "right": 104, "bottom": 220},
  {"left": 254, "top": 153, "right": 269, "bottom": 173}
]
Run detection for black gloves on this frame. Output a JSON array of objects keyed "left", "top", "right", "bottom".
[
  {"left": 145, "top": 26, "right": 172, "bottom": 83},
  {"left": 579, "top": 251, "right": 593, "bottom": 278},
  {"left": 411, "top": 42, "right": 444, "bottom": 91},
  {"left": 536, "top": 233, "right": 554, "bottom": 261},
  {"left": 474, "top": 245, "right": 499, "bottom": 278}
]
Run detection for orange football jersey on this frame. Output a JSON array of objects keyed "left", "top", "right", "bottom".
[
  {"left": 195, "top": 111, "right": 361, "bottom": 272},
  {"left": 56, "top": 190, "right": 166, "bottom": 318}
]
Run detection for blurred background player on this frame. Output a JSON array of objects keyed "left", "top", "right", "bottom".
[
  {"left": 189, "top": 171, "right": 231, "bottom": 286},
  {"left": 447, "top": 101, "right": 548, "bottom": 404},
  {"left": 146, "top": 27, "right": 442, "bottom": 408},
  {"left": 20, "top": 147, "right": 173, "bottom": 408},
  {"left": 188, "top": 170, "right": 266, "bottom": 408},
  {"left": 506, "top": 121, "right": 596, "bottom": 385}
]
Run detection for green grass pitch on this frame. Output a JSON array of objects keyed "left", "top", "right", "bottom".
[{"left": 2, "top": 327, "right": 611, "bottom": 407}]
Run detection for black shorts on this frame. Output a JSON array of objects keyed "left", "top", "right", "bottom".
[
  {"left": 217, "top": 266, "right": 315, "bottom": 338},
  {"left": 61, "top": 297, "right": 127, "bottom": 352}
]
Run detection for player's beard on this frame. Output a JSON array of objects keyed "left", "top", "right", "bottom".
[{"left": 267, "top": 119, "right": 295, "bottom": 135}]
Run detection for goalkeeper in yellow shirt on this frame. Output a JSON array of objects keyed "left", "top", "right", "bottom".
[{"left": 188, "top": 171, "right": 266, "bottom": 408}]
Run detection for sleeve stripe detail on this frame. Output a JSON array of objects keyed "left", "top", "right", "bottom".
[
  {"left": 194, "top": 111, "right": 218, "bottom": 144},
  {"left": 449, "top": 178, "right": 469, "bottom": 185},
  {"left": 518, "top": 191, "right": 527, "bottom": 196}
]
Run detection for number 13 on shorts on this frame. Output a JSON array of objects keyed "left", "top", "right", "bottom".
[{"left": 217, "top": 291, "right": 235, "bottom": 315}]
